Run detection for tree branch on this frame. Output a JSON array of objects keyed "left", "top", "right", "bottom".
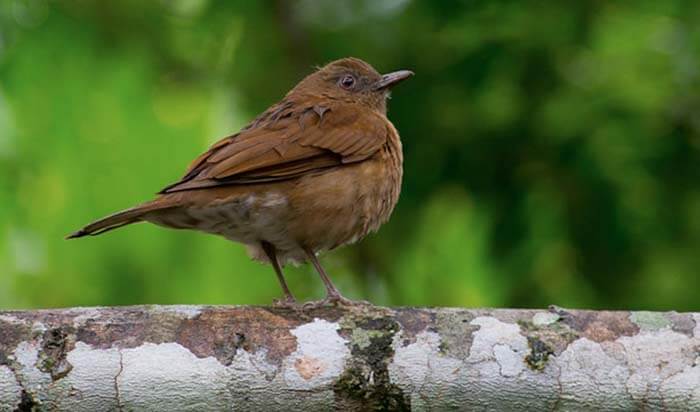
[{"left": 0, "top": 305, "right": 698, "bottom": 411}]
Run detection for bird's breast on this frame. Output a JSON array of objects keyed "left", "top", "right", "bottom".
[{"left": 285, "top": 137, "right": 402, "bottom": 255}]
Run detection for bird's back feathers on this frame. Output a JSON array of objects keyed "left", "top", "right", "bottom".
[{"left": 158, "top": 99, "right": 388, "bottom": 193}]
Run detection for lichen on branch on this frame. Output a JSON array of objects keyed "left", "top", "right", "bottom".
[{"left": 0, "top": 306, "right": 698, "bottom": 411}]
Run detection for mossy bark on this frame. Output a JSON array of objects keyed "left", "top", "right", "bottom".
[{"left": 0, "top": 305, "right": 698, "bottom": 411}]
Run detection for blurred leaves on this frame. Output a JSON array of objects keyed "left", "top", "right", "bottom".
[{"left": 0, "top": 0, "right": 698, "bottom": 310}]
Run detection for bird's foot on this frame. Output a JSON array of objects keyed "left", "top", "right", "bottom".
[
  {"left": 302, "top": 294, "right": 371, "bottom": 310},
  {"left": 272, "top": 295, "right": 298, "bottom": 308}
]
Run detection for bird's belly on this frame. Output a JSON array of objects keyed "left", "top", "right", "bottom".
[
  {"left": 286, "top": 158, "right": 401, "bottom": 254},
  {"left": 202, "top": 193, "right": 293, "bottom": 246},
  {"left": 149, "top": 192, "right": 297, "bottom": 251}
]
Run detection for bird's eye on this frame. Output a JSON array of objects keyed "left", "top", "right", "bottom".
[{"left": 339, "top": 75, "right": 356, "bottom": 90}]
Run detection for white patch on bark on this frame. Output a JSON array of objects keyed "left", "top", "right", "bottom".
[
  {"left": 465, "top": 316, "right": 557, "bottom": 409},
  {"left": 389, "top": 317, "right": 555, "bottom": 410},
  {"left": 557, "top": 338, "right": 631, "bottom": 410},
  {"left": 58, "top": 342, "right": 122, "bottom": 411},
  {"left": 618, "top": 330, "right": 698, "bottom": 407},
  {"left": 119, "top": 342, "right": 230, "bottom": 410},
  {"left": 659, "top": 358, "right": 700, "bottom": 406},
  {"left": 468, "top": 316, "right": 528, "bottom": 365},
  {"left": 388, "top": 331, "right": 463, "bottom": 409},
  {"left": 0, "top": 365, "right": 21, "bottom": 411},
  {"left": 493, "top": 343, "right": 524, "bottom": 377},
  {"left": 12, "top": 340, "right": 52, "bottom": 410},
  {"left": 283, "top": 318, "right": 350, "bottom": 390},
  {"left": 14, "top": 341, "right": 51, "bottom": 387}
]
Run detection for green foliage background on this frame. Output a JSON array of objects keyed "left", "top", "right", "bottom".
[{"left": 1, "top": 1, "right": 698, "bottom": 310}]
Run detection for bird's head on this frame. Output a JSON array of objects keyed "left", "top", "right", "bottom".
[{"left": 290, "top": 57, "right": 413, "bottom": 113}]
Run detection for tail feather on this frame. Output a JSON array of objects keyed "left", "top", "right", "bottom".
[{"left": 66, "top": 203, "right": 167, "bottom": 239}]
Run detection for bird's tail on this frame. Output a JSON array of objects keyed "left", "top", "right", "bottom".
[{"left": 66, "top": 202, "right": 169, "bottom": 239}]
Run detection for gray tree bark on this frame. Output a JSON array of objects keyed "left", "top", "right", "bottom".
[{"left": 0, "top": 305, "right": 698, "bottom": 411}]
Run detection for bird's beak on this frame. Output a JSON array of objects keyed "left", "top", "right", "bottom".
[{"left": 373, "top": 70, "right": 414, "bottom": 91}]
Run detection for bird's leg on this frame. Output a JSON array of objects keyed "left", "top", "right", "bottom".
[
  {"left": 303, "top": 249, "right": 368, "bottom": 308},
  {"left": 261, "top": 242, "right": 296, "bottom": 307}
]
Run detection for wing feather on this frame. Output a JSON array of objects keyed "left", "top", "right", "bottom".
[{"left": 159, "top": 99, "right": 388, "bottom": 193}]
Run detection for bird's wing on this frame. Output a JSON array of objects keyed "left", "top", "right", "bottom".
[{"left": 158, "top": 100, "right": 388, "bottom": 193}]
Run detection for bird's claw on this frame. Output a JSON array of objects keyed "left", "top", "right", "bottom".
[
  {"left": 272, "top": 296, "right": 298, "bottom": 308},
  {"left": 302, "top": 294, "right": 371, "bottom": 310}
]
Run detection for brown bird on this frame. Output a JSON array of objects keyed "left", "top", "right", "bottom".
[{"left": 68, "top": 57, "right": 412, "bottom": 306}]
